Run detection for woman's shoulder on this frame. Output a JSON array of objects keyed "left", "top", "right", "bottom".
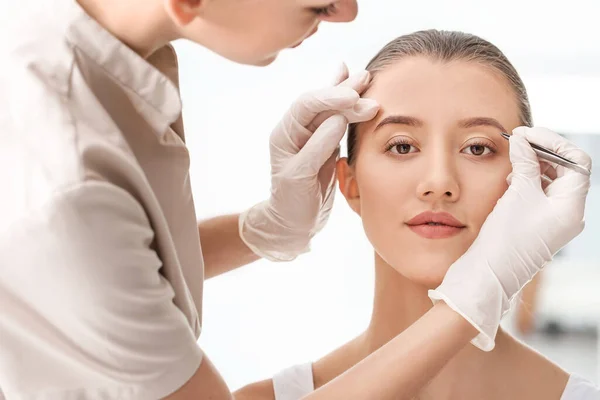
[
  {"left": 503, "top": 335, "right": 600, "bottom": 399},
  {"left": 234, "top": 363, "right": 314, "bottom": 400}
]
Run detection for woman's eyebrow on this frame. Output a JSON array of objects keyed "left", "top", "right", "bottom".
[
  {"left": 458, "top": 117, "right": 507, "bottom": 133},
  {"left": 373, "top": 115, "right": 508, "bottom": 134},
  {"left": 374, "top": 115, "right": 424, "bottom": 131}
]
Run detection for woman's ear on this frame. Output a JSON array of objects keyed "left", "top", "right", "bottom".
[
  {"left": 164, "top": 0, "right": 203, "bottom": 26},
  {"left": 337, "top": 157, "right": 361, "bottom": 215}
]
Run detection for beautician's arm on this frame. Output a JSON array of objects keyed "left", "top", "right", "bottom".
[
  {"left": 200, "top": 70, "right": 377, "bottom": 280},
  {"left": 167, "top": 302, "right": 476, "bottom": 400},
  {"left": 198, "top": 214, "right": 260, "bottom": 279}
]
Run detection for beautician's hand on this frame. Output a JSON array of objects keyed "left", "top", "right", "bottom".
[
  {"left": 239, "top": 65, "right": 379, "bottom": 261},
  {"left": 430, "top": 126, "right": 592, "bottom": 351}
]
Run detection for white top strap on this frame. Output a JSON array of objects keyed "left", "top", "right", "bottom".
[
  {"left": 273, "top": 363, "right": 315, "bottom": 400},
  {"left": 561, "top": 374, "right": 600, "bottom": 399}
]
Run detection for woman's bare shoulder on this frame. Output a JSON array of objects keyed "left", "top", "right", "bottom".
[{"left": 504, "top": 335, "right": 570, "bottom": 398}]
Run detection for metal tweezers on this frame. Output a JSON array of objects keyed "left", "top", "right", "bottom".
[{"left": 500, "top": 132, "right": 591, "bottom": 176}]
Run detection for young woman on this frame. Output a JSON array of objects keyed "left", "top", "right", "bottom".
[{"left": 235, "top": 30, "right": 599, "bottom": 400}]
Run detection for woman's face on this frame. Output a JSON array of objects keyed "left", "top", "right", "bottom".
[
  {"left": 179, "top": 0, "right": 358, "bottom": 66},
  {"left": 338, "top": 56, "right": 522, "bottom": 288}
]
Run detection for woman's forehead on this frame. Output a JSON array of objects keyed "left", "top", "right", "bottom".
[{"left": 365, "top": 57, "right": 519, "bottom": 121}]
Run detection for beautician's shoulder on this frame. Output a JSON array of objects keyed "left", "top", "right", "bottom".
[
  {"left": 0, "top": 39, "right": 83, "bottom": 206},
  {"left": 0, "top": 23, "right": 127, "bottom": 212}
]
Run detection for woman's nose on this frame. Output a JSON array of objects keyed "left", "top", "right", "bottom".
[
  {"left": 319, "top": 0, "right": 358, "bottom": 23},
  {"left": 416, "top": 155, "right": 460, "bottom": 203}
]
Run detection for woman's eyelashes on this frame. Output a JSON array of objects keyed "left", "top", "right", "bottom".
[
  {"left": 460, "top": 139, "right": 497, "bottom": 157},
  {"left": 383, "top": 136, "right": 497, "bottom": 158},
  {"left": 385, "top": 136, "right": 418, "bottom": 155}
]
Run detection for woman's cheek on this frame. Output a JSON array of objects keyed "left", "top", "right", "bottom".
[
  {"left": 356, "top": 154, "right": 415, "bottom": 211},
  {"left": 461, "top": 158, "right": 511, "bottom": 232},
  {"left": 356, "top": 157, "right": 415, "bottom": 242}
]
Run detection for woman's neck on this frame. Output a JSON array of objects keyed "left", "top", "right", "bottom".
[
  {"left": 313, "top": 256, "right": 569, "bottom": 399},
  {"left": 361, "top": 253, "right": 511, "bottom": 396},
  {"left": 365, "top": 254, "right": 434, "bottom": 349}
]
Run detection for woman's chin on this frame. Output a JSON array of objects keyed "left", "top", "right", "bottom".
[
  {"left": 385, "top": 254, "right": 457, "bottom": 289},
  {"left": 402, "top": 271, "right": 445, "bottom": 290}
]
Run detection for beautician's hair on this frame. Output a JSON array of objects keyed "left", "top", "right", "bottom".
[{"left": 347, "top": 30, "right": 533, "bottom": 164}]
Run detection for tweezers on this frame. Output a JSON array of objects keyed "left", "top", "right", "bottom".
[{"left": 500, "top": 132, "right": 591, "bottom": 176}]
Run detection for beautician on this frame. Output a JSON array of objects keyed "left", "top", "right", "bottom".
[{"left": 0, "top": 0, "right": 591, "bottom": 399}]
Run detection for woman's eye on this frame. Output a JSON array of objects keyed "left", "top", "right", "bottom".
[
  {"left": 389, "top": 143, "right": 417, "bottom": 155},
  {"left": 462, "top": 144, "right": 492, "bottom": 156}
]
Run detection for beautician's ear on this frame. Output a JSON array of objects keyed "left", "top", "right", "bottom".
[
  {"left": 164, "top": 0, "right": 203, "bottom": 26},
  {"left": 336, "top": 157, "right": 361, "bottom": 215}
]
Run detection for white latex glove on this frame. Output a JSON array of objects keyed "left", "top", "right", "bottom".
[
  {"left": 239, "top": 65, "right": 380, "bottom": 261},
  {"left": 429, "top": 126, "right": 592, "bottom": 351}
]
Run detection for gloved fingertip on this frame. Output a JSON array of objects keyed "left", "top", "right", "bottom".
[
  {"left": 328, "top": 86, "right": 360, "bottom": 103},
  {"left": 508, "top": 133, "right": 535, "bottom": 157},
  {"left": 358, "top": 70, "right": 372, "bottom": 90},
  {"left": 341, "top": 99, "right": 379, "bottom": 124},
  {"left": 360, "top": 70, "right": 371, "bottom": 85},
  {"left": 353, "top": 98, "right": 379, "bottom": 116},
  {"left": 333, "top": 62, "right": 349, "bottom": 85},
  {"left": 513, "top": 126, "right": 557, "bottom": 143},
  {"left": 356, "top": 98, "right": 379, "bottom": 110},
  {"left": 339, "top": 70, "right": 370, "bottom": 91},
  {"left": 509, "top": 132, "right": 528, "bottom": 145},
  {"left": 512, "top": 126, "right": 529, "bottom": 137},
  {"left": 509, "top": 134, "right": 541, "bottom": 180},
  {"left": 505, "top": 171, "right": 515, "bottom": 185}
]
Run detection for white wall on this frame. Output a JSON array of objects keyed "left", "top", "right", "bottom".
[{"left": 174, "top": 0, "right": 600, "bottom": 389}]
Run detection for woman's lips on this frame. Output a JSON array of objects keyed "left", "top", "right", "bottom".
[
  {"left": 405, "top": 211, "right": 466, "bottom": 239},
  {"left": 407, "top": 224, "right": 465, "bottom": 239}
]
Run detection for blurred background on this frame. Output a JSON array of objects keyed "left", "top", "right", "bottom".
[{"left": 173, "top": 0, "right": 600, "bottom": 390}]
